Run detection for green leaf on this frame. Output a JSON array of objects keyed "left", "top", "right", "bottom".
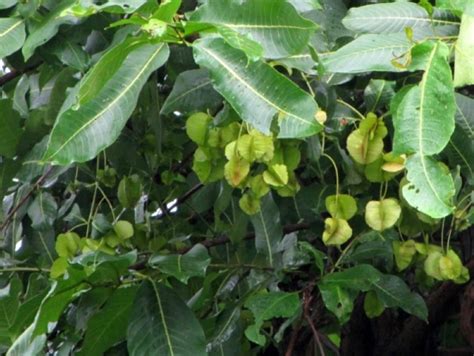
[
  {"left": 117, "top": 175, "right": 142, "bottom": 209},
  {"left": 190, "top": 0, "right": 317, "bottom": 58},
  {"left": 0, "top": 0, "right": 17, "bottom": 10},
  {"left": 44, "top": 42, "right": 169, "bottom": 164},
  {"left": 0, "top": 18, "right": 25, "bottom": 59},
  {"left": 364, "top": 290, "right": 385, "bottom": 318},
  {"left": 31, "top": 267, "right": 88, "bottom": 336},
  {"left": 160, "top": 69, "right": 222, "bottom": 116},
  {"left": 250, "top": 194, "right": 282, "bottom": 266},
  {"left": 325, "top": 194, "right": 357, "bottom": 220},
  {"left": 215, "top": 26, "right": 264, "bottom": 61},
  {"left": 343, "top": 2, "right": 459, "bottom": 37},
  {"left": 6, "top": 324, "right": 46, "bottom": 356},
  {"left": 0, "top": 278, "right": 21, "bottom": 345},
  {"left": 27, "top": 192, "right": 58, "bottom": 230},
  {"left": 371, "top": 274, "right": 428, "bottom": 321},
  {"left": 318, "top": 284, "right": 356, "bottom": 324},
  {"left": 365, "top": 199, "right": 401, "bottom": 232},
  {"left": 454, "top": 93, "right": 474, "bottom": 140},
  {"left": 22, "top": 0, "right": 78, "bottom": 60},
  {"left": 364, "top": 79, "right": 396, "bottom": 112},
  {"left": 55, "top": 232, "right": 81, "bottom": 258},
  {"left": 193, "top": 38, "right": 322, "bottom": 138},
  {"left": 403, "top": 154, "right": 455, "bottom": 218},
  {"left": 454, "top": 4, "right": 474, "bottom": 87},
  {"left": 78, "top": 286, "right": 138, "bottom": 356},
  {"left": 127, "top": 281, "right": 207, "bottom": 356},
  {"left": 0, "top": 100, "right": 22, "bottom": 158},
  {"left": 321, "top": 264, "right": 382, "bottom": 291},
  {"left": 244, "top": 292, "right": 300, "bottom": 346},
  {"left": 320, "top": 33, "right": 412, "bottom": 74},
  {"left": 393, "top": 42, "right": 456, "bottom": 156},
  {"left": 148, "top": 244, "right": 211, "bottom": 284},
  {"left": 207, "top": 307, "right": 242, "bottom": 353}
]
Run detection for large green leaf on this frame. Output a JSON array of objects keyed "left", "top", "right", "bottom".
[
  {"left": 6, "top": 324, "right": 46, "bottom": 356},
  {"left": 127, "top": 281, "right": 206, "bottom": 356},
  {"left": 371, "top": 274, "right": 428, "bottom": 321},
  {"left": 0, "top": 0, "right": 17, "bottom": 10},
  {"left": 321, "top": 264, "right": 382, "bottom": 291},
  {"left": 343, "top": 2, "right": 459, "bottom": 37},
  {"left": 0, "top": 18, "right": 25, "bottom": 59},
  {"left": 78, "top": 286, "right": 138, "bottom": 356},
  {"left": 320, "top": 33, "right": 412, "bottom": 74},
  {"left": 160, "top": 69, "right": 222, "bottom": 116},
  {"left": 44, "top": 42, "right": 169, "bottom": 165},
  {"left": 403, "top": 154, "right": 455, "bottom": 218},
  {"left": 0, "top": 100, "right": 22, "bottom": 158},
  {"left": 250, "top": 194, "right": 283, "bottom": 267},
  {"left": 393, "top": 41, "right": 455, "bottom": 156},
  {"left": 454, "top": 4, "right": 474, "bottom": 87},
  {"left": 22, "top": 0, "right": 78, "bottom": 60},
  {"left": 0, "top": 278, "right": 21, "bottom": 345},
  {"left": 190, "top": 0, "right": 316, "bottom": 59},
  {"left": 193, "top": 38, "right": 321, "bottom": 138},
  {"left": 148, "top": 244, "right": 211, "bottom": 283},
  {"left": 244, "top": 292, "right": 300, "bottom": 346},
  {"left": 31, "top": 268, "right": 88, "bottom": 336}
]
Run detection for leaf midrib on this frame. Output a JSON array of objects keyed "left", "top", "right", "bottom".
[
  {"left": 0, "top": 19, "right": 22, "bottom": 38},
  {"left": 199, "top": 45, "right": 312, "bottom": 126},
  {"left": 417, "top": 43, "right": 447, "bottom": 208},
  {"left": 45, "top": 43, "right": 165, "bottom": 161},
  {"left": 151, "top": 281, "right": 175, "bottom": 356}
]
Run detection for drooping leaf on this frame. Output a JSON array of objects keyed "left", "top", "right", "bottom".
[
  {"left": 190, "top": 0, "right": 317, "bottom": 59},
  {"left": 403, "top": 154, "right": 455, "bottom": 219},
  {"left": 250, "top": 194, "right": 282, "bottom": 266},
  {"left": 321, "top": 264, "right": 382, "bottom": 291},
  {"left": 193, "top": 38, "right": 321, "bottom": 138},
  {"left": 320, "top": 33, "right": 412, "bottom": 74},
  {"left": 454, "top": 93, "right": 474, "bottom": 140},
  {"left": 78, "top": 286, "right": 138, "bottom": 356},
  {"left": 161, "top": 69, "right": 222, "bottom": 116},
  {"left": 393, "top": 41, "right": 456, "bottom": 156},
  {"left": 127, "top": 281, "right": 207, "bottom": 356},
  {"left": 343, "top": 2, "right": 459, "bottom": 37},
  {"left": 244, "top": 292, "right": 300, "bottom": 346},
  {"left": 364, "top": 290, "right": 385, "bottom": 318},
  {"left": 22, "top": 0, "right": 78, "bottom": 60},
  {"left": 149, "top": 244, "right": 211, "bottom": 283},
  {"left": 6, "top": 324, "right": 46, "bottom": 356},
  {"left": 454, "top": 4, "right": 474, "bottom": 87},
  {"left": 44, "top": 42, "right": 169, "bottom": 164},
  {"left": 0, "top": 18, "right": 25, "bottom": 59},
  {"left": 370, "top": 274, "right": 428, "bottom": 321}
]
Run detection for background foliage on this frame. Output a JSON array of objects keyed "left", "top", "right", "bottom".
[{"left": 0, "top": 0, "right": 473, "bottom": 354}]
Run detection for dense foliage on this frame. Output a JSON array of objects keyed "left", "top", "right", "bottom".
[{"left": 0, "top": 0, "right": 473, "bottom": 354}]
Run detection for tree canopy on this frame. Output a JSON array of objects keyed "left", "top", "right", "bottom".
[{"left": 0, "top": 0, "right": 473, "bottom": 354}]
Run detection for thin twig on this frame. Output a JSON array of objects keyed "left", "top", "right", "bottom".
[
  {"left": 0, "top": 166, "right": 54, "bottom": 231},
  {"left": 303, "top": 290, "right": 326, "bottom": 356}
]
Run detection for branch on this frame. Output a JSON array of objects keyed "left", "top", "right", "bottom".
[
  {"left": 0, "top": 63, "right": 41, "bottom": 87},
  {"left": 0, "top": 166, "right": 54, "bottom": 231},
  {"left": 178, "top": 222, "right": 311, "bottom": 254},
  {"left": 129, "top": 222, "right": 311, "bottom": 270}
]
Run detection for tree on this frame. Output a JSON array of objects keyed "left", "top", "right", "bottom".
[{"left": 0, "top": 0, "right": 473, "bottom": 354}]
